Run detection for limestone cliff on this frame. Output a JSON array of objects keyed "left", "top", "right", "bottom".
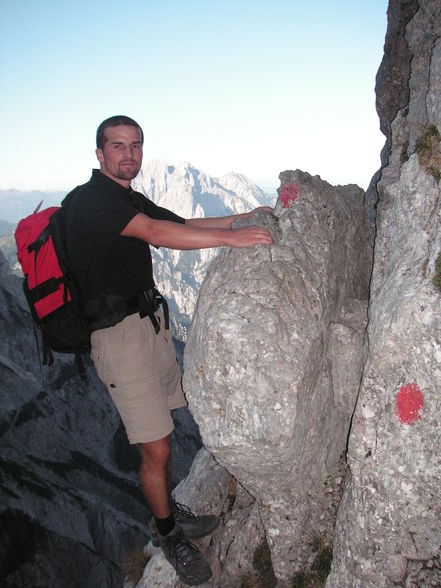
[{"left": 328, "top": 1, "right": 441, "bottom": 586}]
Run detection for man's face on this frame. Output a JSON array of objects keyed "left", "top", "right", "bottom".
[{"left": 96, "top": 125, "right": 143, "bottom": 187}]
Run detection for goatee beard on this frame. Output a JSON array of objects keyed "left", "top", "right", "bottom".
[{"left": 117, "top": 164, "right": 140, "bottom": 180}]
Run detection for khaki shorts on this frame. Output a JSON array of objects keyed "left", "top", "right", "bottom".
[{"left": 90, "top": 310, "right": 187, "bottom": 444}]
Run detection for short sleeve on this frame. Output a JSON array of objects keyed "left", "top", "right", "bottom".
[
  {"left": 72, "top": 190, "right": 140, "bottom": 239},
  {"left": 127, "top": 191, "right": 185, "bottom": 225}
]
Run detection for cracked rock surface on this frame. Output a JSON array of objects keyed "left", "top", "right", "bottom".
[
  {"left": 183, "top": 171, "right": 373, "bottom": 586},
  {"left": 328, "top": 1, "right": 441, "bottom": 586}
]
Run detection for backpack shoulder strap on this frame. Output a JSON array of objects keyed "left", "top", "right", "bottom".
[{"left": 28, "top": 225, "right": 52, "bottom": 254}]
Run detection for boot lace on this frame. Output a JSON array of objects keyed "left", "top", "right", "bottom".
[
  {"left": 167, "top": 528, "right": 199, "bottom": 565},
  {"left": 172, "top": 500, "right": 196, "bottom": 521}
]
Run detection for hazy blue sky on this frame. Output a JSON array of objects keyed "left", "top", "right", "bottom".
[{"left": 1, "top": 0, "right": 388, "bottom": 193}]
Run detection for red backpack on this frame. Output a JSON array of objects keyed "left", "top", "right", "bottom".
[{"left": 15, "top": 202, "right": 90, "bottom": 374}]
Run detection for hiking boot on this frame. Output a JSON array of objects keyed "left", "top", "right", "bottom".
[
  {"left": 149, "top": 501, "right": 219, "bottom": 547},
  {"left": 157, "top": 523, "right": 212, "bottom": 586},
  {"left": 174, "top": 501, "right": 219, "bottom": 540}
]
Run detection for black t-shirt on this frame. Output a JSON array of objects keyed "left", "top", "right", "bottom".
[{"left": 63, "top": 169, "right": 185, "bottom": 301}]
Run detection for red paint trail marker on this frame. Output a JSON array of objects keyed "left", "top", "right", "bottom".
[
  {"left": 280, "top": 184, "right": 300, "bottom": 208},
  {"left": 395, "top": 382, "right": 424, "bottom": 424}
]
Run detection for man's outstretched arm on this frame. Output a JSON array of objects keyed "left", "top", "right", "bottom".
[
  {"left": 185, "top": 206, "right": 273, "bottom": 229},
  {"left": 121, "top": 211, "right": 273, "bottom": 250}
]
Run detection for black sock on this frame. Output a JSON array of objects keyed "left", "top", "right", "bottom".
[{"left": 155, "top": 514, "right": 175, "bottom": 536}]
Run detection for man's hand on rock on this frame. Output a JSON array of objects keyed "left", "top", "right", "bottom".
[{"left": 228, "top": 225, "right": 273, "bottom": 248}]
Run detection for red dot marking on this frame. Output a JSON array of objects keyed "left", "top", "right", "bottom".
[
  {"left": 395, "top": 383, "right": 424, "bottom": 424},
  {"left": 280, "top": 184, "right": 300, "bottom": 208}
]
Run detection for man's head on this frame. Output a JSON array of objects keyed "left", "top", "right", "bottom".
[
  {"left": 96, "top": 115, "right": 144, "bottom": 150},
  {"left": 95, "top": 115, "right": 144, "bottom": 187}
]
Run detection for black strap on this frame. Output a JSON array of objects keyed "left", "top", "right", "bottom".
[
  {"left": 86, "top": 289, "right": 169, "bottom": 334},
  {"left": 74, "top": 353, "right": 87, "bottom": 380},
  {"left": 31, "top": 321, "right": 48, "bottom": 391},
  {"left": 28, "top": 226, "right": 51, "bottom": 254},
  {"left": 41, "top": 331, "right": 86, "bottom": 380},
  {"left": 41, "top": 336, "right": 54, "bottom": 367},
  {"left": 27, "top": 276, "right": 64, "bottom": 303},
  {"left": 161, "top": 295, "right": 170, "bottom": 331},
  {"left": 138, "top": 289, "right": 169, "bottom": 334}
]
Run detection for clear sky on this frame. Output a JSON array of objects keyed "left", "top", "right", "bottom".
[{"left": 1, "top": 0, "right": 388, "bottom": 193}]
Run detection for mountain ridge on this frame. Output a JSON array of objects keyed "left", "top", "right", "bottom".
[{"left": 0, "top": 161, "right": 274, "bottom": 223}]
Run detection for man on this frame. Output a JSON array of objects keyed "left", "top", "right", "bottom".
[{"left": 63, "top": 115, "right": 273, "bottom": 585}]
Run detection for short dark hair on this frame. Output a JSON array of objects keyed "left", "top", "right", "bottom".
[{"left": 96, "top": 115, "right": 144, "bottom": 149}]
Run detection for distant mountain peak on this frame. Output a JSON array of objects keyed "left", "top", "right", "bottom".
[{"left": 132, "top": 159, "right": 274, "bottom": 218}]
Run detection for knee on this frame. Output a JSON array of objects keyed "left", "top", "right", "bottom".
[{"left": 139, "top": 436, "right": 171, "bottom": 469}]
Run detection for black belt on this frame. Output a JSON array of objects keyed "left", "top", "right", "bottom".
[{"left": 86, "top": 288, "right": 169, "bottom": 333}]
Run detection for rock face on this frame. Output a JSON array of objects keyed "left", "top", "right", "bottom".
[
  {"left": 183, "top": 172, "right": 373, "bottom": 584},
  {"left": 328, "top": 1, "right": 441, "bottom": 586},
  {"left": 365, "top": 0, "right": 419, "bottom": 222},
  {"left": 125, "top": 3, "right": 441, "bottom": 586}
]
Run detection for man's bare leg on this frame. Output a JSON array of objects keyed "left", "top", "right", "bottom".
[
  {"left": 141, "top": 433, "right": 214, "bottom": 585},
  {"left": 139, "top": 434, "right": 172, "bottom": 519}
]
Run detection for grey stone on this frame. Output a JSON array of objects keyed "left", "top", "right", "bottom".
[
  {"left": 365, "top": 0, "right": 418, "bottom": 222},
  {"left": 183, "top": 171, "right": 373, "bottom": 584},
  {"left": 328, "top": 1, "right": 441, "bottom": 586}
]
